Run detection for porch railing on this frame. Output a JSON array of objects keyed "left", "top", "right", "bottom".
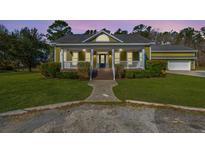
[
  {"left": 63, "top": 60, "right": 144, "bottom": 69},
  {"left": 63, "top": 61, "right": 87, "bottom": 69},
  {"left": 118, "top": 61, "right": 144, "bottom": 69}
]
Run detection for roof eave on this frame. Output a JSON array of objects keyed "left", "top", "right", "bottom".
[{"left": 53, "top": 42, "right": 154, "bottom": 46}]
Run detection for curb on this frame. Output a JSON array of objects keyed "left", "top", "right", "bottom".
[
  {"left": 0, "top": 101, "right": 82, "bottom": 117},
  {"left": 126, "top": 100, "right": 205, "bottom": 112}
]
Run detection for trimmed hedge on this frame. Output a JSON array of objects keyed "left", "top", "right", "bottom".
[
  {"left": 40, "top": 62, "right": 91, "bottom": 80},
  {"left": 124, "top": 60, "right": 167, "bottom": 79},
  {"left": 56, "top": 71, "right": 79, "bottom": 79},
  {"left": 125, "top": 70, "right": 149, "bottom": 78},
  {"left": 39, "top": 62, "right": 60, "bottom": 78}
]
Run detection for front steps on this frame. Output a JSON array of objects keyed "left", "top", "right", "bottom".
[{"left": 93, "top": 68, "right": 113, "bottom": 80}]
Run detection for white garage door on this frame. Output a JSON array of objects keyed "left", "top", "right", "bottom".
[{"left": 168, "top": 60, "right": 191, "bottom": 71}]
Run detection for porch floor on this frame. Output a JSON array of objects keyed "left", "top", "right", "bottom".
[{"left": 93, "top": 68, "right": 113, "bottom": 80}]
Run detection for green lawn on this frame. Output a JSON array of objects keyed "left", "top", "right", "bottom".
[
  {"left": 0, "top": 72, "right": 92, "bottom": 113},
  {"left": 114, "top": 74, "right": 205, "bottom": 108}
]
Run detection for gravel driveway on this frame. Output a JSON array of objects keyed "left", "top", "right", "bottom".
[{"left": 0, "top": 104, "right": 205, "bottom": 133}]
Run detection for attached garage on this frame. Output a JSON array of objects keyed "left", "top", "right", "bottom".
[
  {"left": 168, "top": 60, "right": 191, "bottom": 71},
  {"left": 151, "top": 45, "right": 197, "bottom": 71}
]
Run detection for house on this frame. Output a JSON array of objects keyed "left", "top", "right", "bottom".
[{"left": 52, "top": 29, "right": 197, "bottom": 80}]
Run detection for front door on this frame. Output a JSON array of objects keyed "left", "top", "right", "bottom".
[{"left": 99, "top": 54, "right": 106, "bottom": 68}]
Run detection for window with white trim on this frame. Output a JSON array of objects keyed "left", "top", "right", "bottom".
[
  {"left": 85, "top": 52, "right": 90, "bottom": 62},
  {"left": 115, "top": 52, "right": 120, "bottom": 64},
  {"left": 127, "top": 52, "right": 133, "bottom": 65},
  {"left": 72, "top": 52, "right": 78, "bottom": 65}
]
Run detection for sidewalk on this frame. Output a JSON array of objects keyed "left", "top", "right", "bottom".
[{"left": 85, "top": 80, "right": 120, "bottom": 102}]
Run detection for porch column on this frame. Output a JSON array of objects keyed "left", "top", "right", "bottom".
[
  {"left": 112, "top": 49, "right": 115, "bottom": 80},
  {"left": 142, "top": 49, "right": 145, "bottom": 69},
  {"left": 60, "top": 48, "right": 64, "bottom": 70},
  {"left": 90, "top": 49, "right": 94, "bottom": 80}
]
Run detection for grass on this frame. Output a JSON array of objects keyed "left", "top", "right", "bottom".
[
  {"left": 0, "top": 72, "right": 92, "bottom": 113},
  {"left": 113, "top": 74, "right": 205, "bottom": 108}
]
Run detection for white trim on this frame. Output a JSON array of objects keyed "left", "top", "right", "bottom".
[
  {"left": 149, "top": 46, "right": 152, "bottom": 60},
  {"left": 82, "top": 30, "right": 124, "bottom": 43},
  {"left": 142, "top": 49, "right": 145, "bottom": 70},
  {"left": 152, "top": 50, "right": 198, "bottom": 53},
  {"left": 53, "top": 42, "right": 155, "bottom": 46},
  {"left": 60, "top": 49, "right": 64, "bottom": 69}
]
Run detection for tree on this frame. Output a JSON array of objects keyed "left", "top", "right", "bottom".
[
  {"left": 13, "top": 27, "right": 49, "bottom": 72},
  {"left": 201, "top": 27, "right": 205, "bottom": 37},
  {"left": 46, "top": 20, "right": 72, "bottom": 41},
  {"left": 132, "top": 24, "right": 152, "bottom": 38},
  {"left": 84, "top": 29, "right": 97, "bottom": 35},
  {"left": 176, "top": 27, "right": 203, "bottom": 48},
  {"left": 155, "top": 30, "right": 179, "bottom": 45},
  {"left": 114, "top": 28, "right": 128, "bottom": 35},
  {"left": 0, "top": 25, "right": 14, "bottom": 68},
  {"left": 0, "top": 24, "right": 8, "bottom": 34}
]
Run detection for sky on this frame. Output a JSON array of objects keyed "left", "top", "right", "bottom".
[{"left": 0, "top": 20, "right": 205, "bottom": 34}]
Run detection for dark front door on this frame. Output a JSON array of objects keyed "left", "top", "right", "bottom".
[{"left": 99, "top": 54, "right": 106, "bottom": 68}]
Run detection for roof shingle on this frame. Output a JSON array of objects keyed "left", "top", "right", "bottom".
[{"left": 53, "top": 33, "right": 152, "bottom": 44}]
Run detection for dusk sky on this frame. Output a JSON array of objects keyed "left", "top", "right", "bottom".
[{"left": 0, "top": 20, "right": 205, "bottom": 34}]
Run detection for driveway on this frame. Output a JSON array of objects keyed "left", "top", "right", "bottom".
[
  {"left": 168, "top": 70, "right": 205, "bottom": 77},
  {"left": 0, "top": 104, "right": 205, "bottom": 133}
]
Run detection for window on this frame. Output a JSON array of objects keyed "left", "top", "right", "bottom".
[
  {"left": 85, "top": 52, "right": 90, "bottom": 62},
  {"left": 127, "top": 52, "right": 133, "bottom": 65},
  {"left": 115, "top": 52, "right": 120, "bottom": 64},
  {"left": 72, "top": 52, "right": 78, "bottom": 65}
]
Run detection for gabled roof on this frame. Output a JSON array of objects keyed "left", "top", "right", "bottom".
[
  {"left": 82, "top": 30, "right": 123, "bottom": 43},
  {"left": 152, "top": 45, "right": 196, "bottom": 51},
  {"left": 114, "top": 34, "right": 151, "bottom": 43},
  {"left": 53, "top": 30, "right": 153, "bottom": 44}
]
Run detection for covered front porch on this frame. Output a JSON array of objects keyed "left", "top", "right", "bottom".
[{"left": 57, "top": 47, "right": 145, "bottom": 80}]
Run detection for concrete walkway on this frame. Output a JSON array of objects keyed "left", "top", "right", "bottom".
[
  {"left": 85, "top": 80, "right": 120, "bottom": 102},
  {"left": 167, "top": 70, "right": 205, "bottom": 77}
]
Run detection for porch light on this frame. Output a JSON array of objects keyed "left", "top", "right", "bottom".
[
  {"left": 82, "top": 49, "right": 86, "bottom": 52},
  {"left": 119, "top": 48, "right": 123, "bottom": 52}
]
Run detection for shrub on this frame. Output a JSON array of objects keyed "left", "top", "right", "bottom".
[
  {"left": 125, "top": 70, "right": 135, "bottom": 78},
  {"left": 146, "top": 60, "right": 167, "bottom": 77},
  {"left": 77, "top": 62, "right": 90, "bottom": 79},
  {"left": 40, "top": 62, "right": 60, "bottom": 78},
  {"left": 124, "top": 60, "right": 167, "bottom": 79},
  {"left": 125, "top": 69, "right": 146, "bottom": 78},
  {"left": 0, "top": 65, "right": 14, "bottom": 71},
  {"left": 115, "top": 64, "right": 125, "bottom": 79},
  {"left": 56, "top": 71, "right": 79, "bottom": 79}
]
